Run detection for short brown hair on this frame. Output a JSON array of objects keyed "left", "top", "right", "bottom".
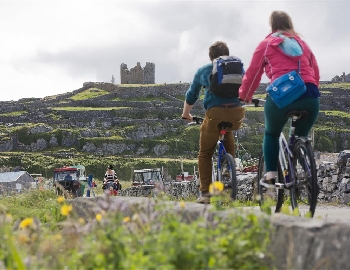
[
  {"left": 209, "top": 41, "right": 229, "bottom": 61},
  {"left": 269, "top": 11, "right": 296, "bottom": 34}
]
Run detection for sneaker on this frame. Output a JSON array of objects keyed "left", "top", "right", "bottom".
[
  {"left": 259, "top": 176, "right": 276, "bottom": 189},
  {"left": 196, "top": 192, "right": 211, "bottom": 204}
]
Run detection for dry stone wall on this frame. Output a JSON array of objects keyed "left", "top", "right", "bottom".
[
  {"left": 117, "top": 156, "right": 350, "bottom": 205},
  {"left": 0, "top": 81, "right": 350, "bottom": 155}
]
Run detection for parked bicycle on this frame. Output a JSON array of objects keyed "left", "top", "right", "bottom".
[
  {"left": 189, "top": 117, "right": 237, "bottom": 200},
  {"left": 248, "top": 98, "right": 319, "bottom": 217}
]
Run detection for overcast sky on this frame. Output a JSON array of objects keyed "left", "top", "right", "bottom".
[{"left": 1, "top": 0, "right": 349, "bottom": 101}]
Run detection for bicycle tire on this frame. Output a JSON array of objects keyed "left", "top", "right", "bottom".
[
  {"left": 257, "top": 152, "right": 285, "bottom": 213},
  {"left": 219, "top": 153, "right": 237, "bottom": 200},
  {"left": 290, "top": 139, "right": 318, "bottom": 217}
]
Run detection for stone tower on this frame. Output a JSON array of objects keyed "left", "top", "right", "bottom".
[
  {"left": 143, "top": 62, "right": 155, "bottom": 84},
  {"left": 120, "top": 62, "right": 155, "bottom": 84}
]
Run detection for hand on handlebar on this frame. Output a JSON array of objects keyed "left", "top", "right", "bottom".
[
  {"left": 239, "top": 98, "right": 265, "bottom": 107},
  {"left": 181, "top": 113, "right": 193, "bottom": 122}
]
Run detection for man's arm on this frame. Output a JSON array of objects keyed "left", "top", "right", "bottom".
[{"left": 181, "top": 101, "right": 194, "bottom": 120}]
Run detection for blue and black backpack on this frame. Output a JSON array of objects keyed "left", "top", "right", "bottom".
[{"left": 209, "top": 56, "right": 244, "bottom": 98}]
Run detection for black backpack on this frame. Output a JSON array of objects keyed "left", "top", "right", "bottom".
[{"left": 209, "top": 56, "right": 243, "bottom": 98}]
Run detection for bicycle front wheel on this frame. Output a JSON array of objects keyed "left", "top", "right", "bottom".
[
  {"left": 220, "top": 153, "right": 237, "bottom": 200},
  {"left": 257, "top": 152, "right": 285, "bottom": 213},
  {"left": 290, "top": 139, "right": 318, "bottom": 217}
]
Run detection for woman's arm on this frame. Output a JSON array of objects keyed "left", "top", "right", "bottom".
[{"left": 239, "top": 40, "right": 267, "bottom": 102}]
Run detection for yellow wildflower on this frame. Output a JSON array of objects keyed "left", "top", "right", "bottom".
[
  {"left": 78, "top": 218, "right": 85, "bottom": 224},
  {"left": 57, "top": 196, "right": 65, "bottom": 203},
  {"left": 96, "top": 213, "right": 102, "bottom": 222},
  {"left": 180, "top": 201, "right": 186, "bottom": 208},
  {"left": 60, "top": 204, "right": 73, "bottom": 216},
  {"left": 53, "top": 234, "right": 62, "bottom": 241},
  {"left": 123, "top": 216, "right": 130, "bottom": 223},
  {"left": 209, "top": 181, "right": 224, "bottom": 194},
  {"left": 19, "top": 217, "right": 34, "bottom": 229}
]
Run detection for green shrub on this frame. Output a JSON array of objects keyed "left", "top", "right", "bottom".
[{"left": 0, "top": 195, "right": 272, "bottom": 269}]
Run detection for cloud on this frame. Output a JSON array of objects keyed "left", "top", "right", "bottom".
[{"left": 0, "top": 0, "right": 349, "bottom": 101}]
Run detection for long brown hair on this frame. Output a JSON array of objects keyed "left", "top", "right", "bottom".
[{"left": 269, "top": 11, "right": 297, "bottom": 36}]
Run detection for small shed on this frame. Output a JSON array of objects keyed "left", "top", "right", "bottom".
[{"left": 0, "top": 171, "right": 36, "bottom": 195}]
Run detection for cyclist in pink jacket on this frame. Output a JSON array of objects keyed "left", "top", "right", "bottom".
[{"left": 239, "top": 10, "right": 320, "bottom": 188}]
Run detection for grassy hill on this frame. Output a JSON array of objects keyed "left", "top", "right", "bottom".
[{"left": 0, "top": 81, "right": 349, "bottom": 180}]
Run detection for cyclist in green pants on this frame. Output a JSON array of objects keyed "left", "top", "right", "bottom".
[
  {"left": 239, "top": 10, "right": 320, "bottom": 188},
  {"left": 182, "top": 41, "right": 245, "bottom": 204}
]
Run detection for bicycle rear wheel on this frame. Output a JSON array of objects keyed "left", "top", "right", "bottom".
[
  {"left": 220, "top": 153, "right": 237, "bottom": 200},
  {"left": 290, "top": 140, "right": 318, "bottom": 217},
  {"left": 257, "top": 152, "right": 285, "bottom": 213}
]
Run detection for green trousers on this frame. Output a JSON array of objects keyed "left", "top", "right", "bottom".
[
  {"left": 198, "top": 106, "right": 245, "bottom": 192},
  {"left": 264, "top": 96, "right": 320, "bottom": 172}
]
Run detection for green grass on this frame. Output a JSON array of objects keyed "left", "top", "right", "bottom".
[
  {"left": 52, "top": 107, "right": 129, "bottom": 111},
  {"left": 84, "top": 135, "right": 124, "bottom": 141},
  {"left": 0, "top": 111, "right": 27, "bottom": 116},
  {"left": 0, "top": 189, "right": 62, "bottom": 227},
  {"left": 0, "top": 189, "right": 272, "bottom": 269},
  {"left": 319, "top": 82, "right": 350, "bottom": 89},
  {"left": 321, "top": 110, "right": 350, "bottom": 119},
  {"left": 244, "top": 106, "right": 264, "bottom": 112},
  {"left": 70, "top": 88, "right": 110, "bottom": 100}
]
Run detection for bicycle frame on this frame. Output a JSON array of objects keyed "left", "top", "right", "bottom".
[
  {"left": 188, "top": 116, "right": 237, "bottom": 199},
  {"left": 213, "top": 130, "right": 229, "bottom": 183},
  {"left": 278, "top": 114, "right": 313, "bottom": 189},
  {"left": 277, "top": 131, "right": 295, "bottom": 189}
]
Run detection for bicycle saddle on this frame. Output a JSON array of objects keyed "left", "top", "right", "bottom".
[
  {"left": 286, "top": 110, "right": 308, "bottom": 118},
  {"left": 218, "top": 122, "right": 233, "bottom": 129}
]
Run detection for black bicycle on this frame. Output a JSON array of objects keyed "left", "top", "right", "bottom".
[{"left": 250, "top": 99, "right": 318, "bottom": 217}]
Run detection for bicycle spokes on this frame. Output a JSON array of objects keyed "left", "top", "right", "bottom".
[
  {"left": 294, "top": 150, "right": 312, "bottom": 199},
  {"left": 291, "top": 141, "right": 318, "bottom": 217}
]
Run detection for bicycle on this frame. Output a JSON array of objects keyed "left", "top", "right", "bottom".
[
  {"left": 188, "top": 117, "right": 237, "bottom": 200},
  {"left": 234, "top": 133, "right": 251, "bottom": 171},
  {"left": 249, "top": 98, "right": 319, "bottom": 217}
]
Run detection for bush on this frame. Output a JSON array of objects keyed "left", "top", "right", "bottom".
[{"left": 0, "top": 195, "right": 272, "bottom": 269}]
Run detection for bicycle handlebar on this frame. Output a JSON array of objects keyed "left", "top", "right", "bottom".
[
  {"left": 240, "top": 98, "right": 266, "bottom": 107},
  {"left": 182, "top": 98, "right": 265, "bottom": 125},
  {"left": 182, "top": 116, "right": 203, "bottom": 125}
]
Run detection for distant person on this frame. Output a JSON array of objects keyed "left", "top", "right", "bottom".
[
  {"left": 104, "top": 165, "right": 118, "bottom": 182},
  {"left": 64, "top": 174, "right": 73, "bottom": 181},
  {"left": 239, "top": 10, "right": 320, "bottom": 188},
  {"left": 102, "top": 165, "right": 118, "bottom": 190},
  {"left": 182, "top": 41, "right": 245, "bottom": 204}
]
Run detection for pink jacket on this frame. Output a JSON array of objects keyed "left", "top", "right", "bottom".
[{"left": 239, "top": 32, "right": 320, "bottom": 102}]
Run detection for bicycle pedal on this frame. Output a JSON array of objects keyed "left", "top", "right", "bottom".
[{"left": 275, "top": 183, "right": 284, "bottom": 189}]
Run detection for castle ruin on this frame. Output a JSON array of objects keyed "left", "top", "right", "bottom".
[
  {"left": 120, "top": 62, "right": 155, "bottom": 84},
  {"left": 332, "top": 72, "right": 350, "bottom": 83}
]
